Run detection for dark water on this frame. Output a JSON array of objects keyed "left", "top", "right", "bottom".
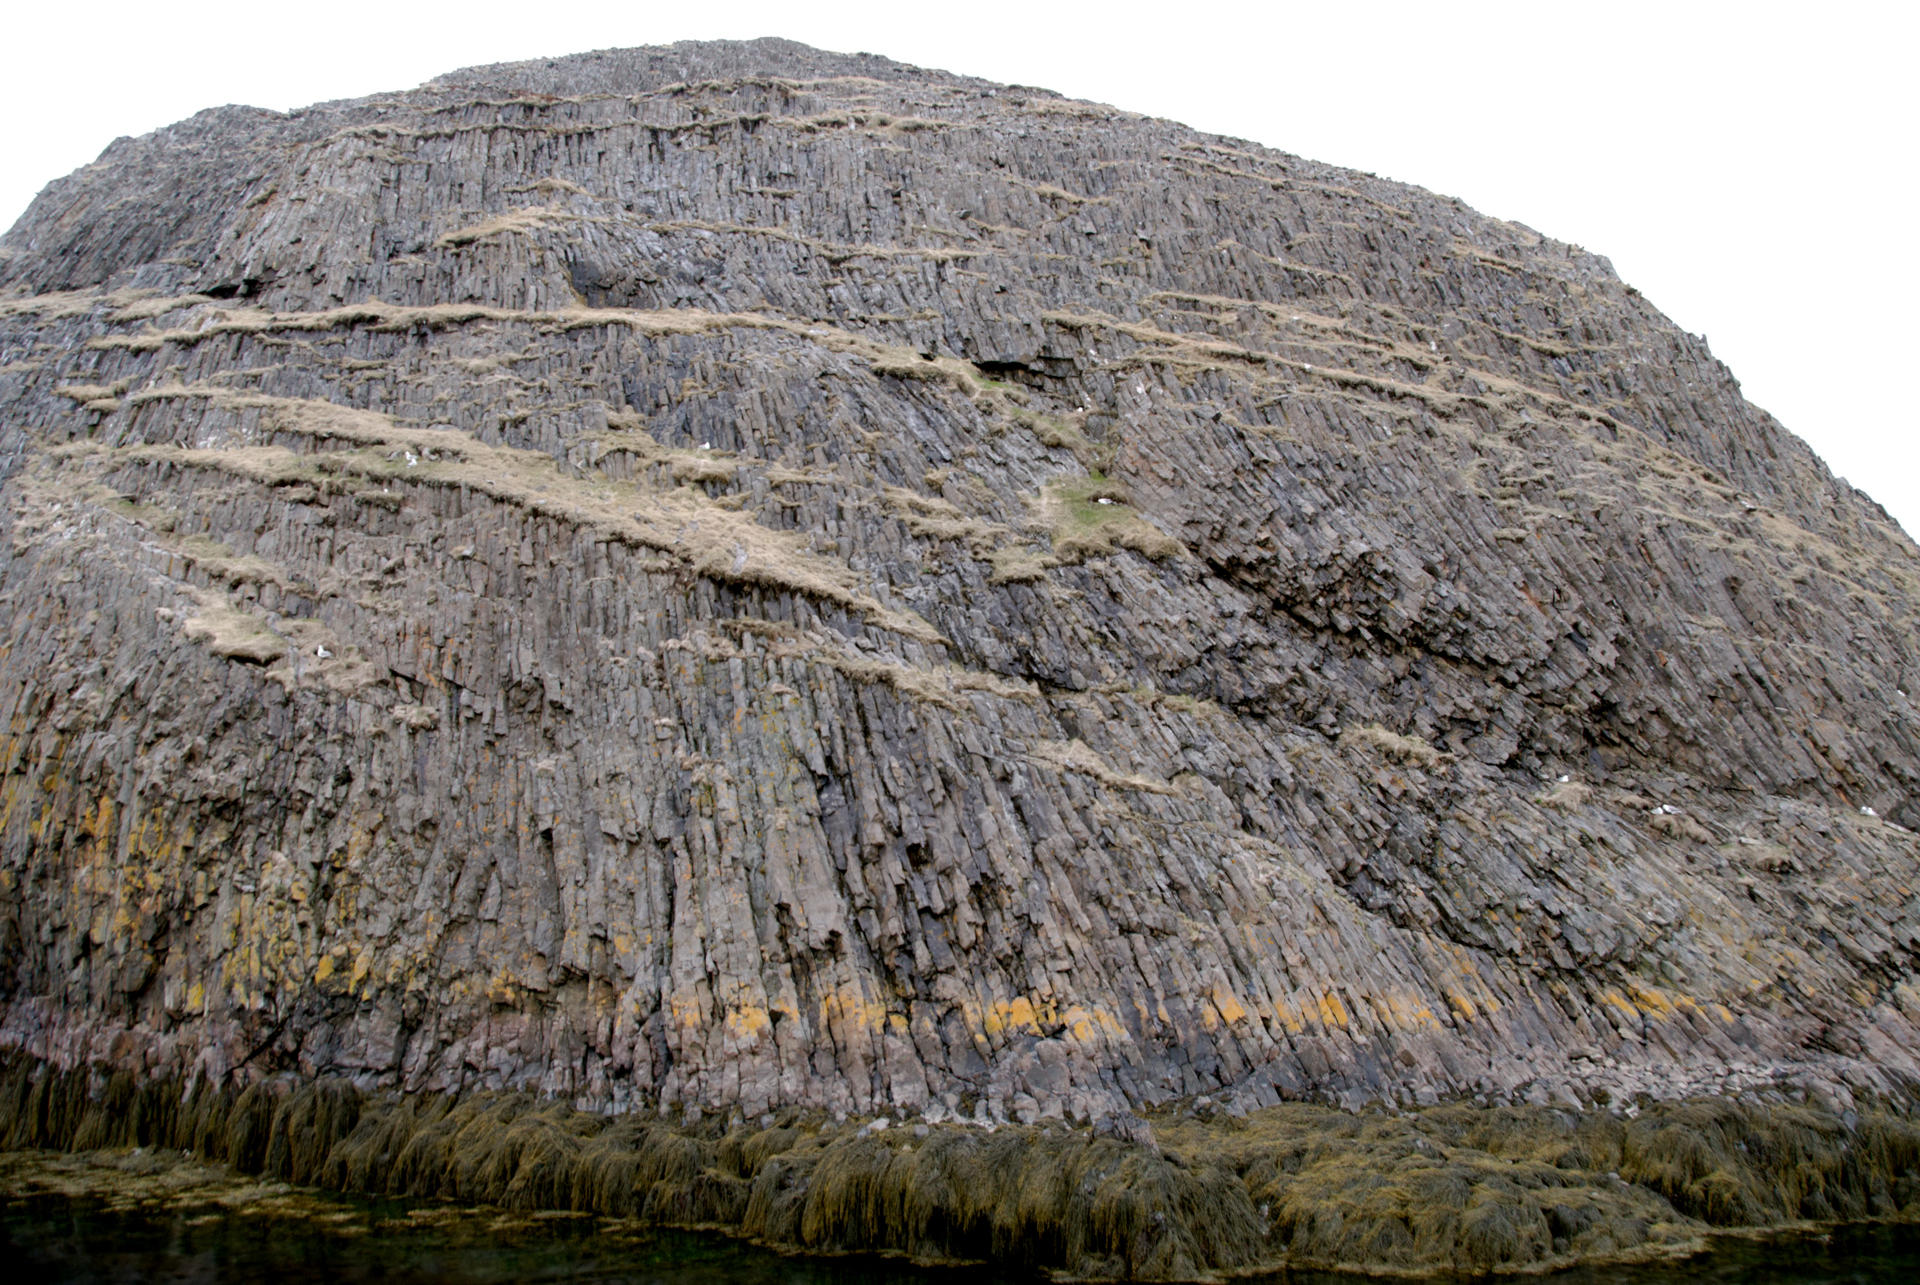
[
  {"left": 2, "top": 1191, "right": 1032, "bottom": 1285},
  {"left": 4, "top": 1190, "right": 1918, "bottom": 1284}
]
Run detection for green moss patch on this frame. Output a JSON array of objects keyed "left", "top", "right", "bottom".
[{"left": 1043, "top": 475, "right": 1182, "bottom": 564}]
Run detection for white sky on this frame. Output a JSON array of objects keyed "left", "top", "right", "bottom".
[{"left": 4, "top": 2, "right": 1914, "bottom": 536}]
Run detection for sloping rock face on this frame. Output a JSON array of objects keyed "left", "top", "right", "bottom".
[{"left": 2, "top": 38, "right": 1919, "bottom": 1128}]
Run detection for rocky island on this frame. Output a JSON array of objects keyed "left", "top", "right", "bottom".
[{"left": 2, "top": 37, "right": 1918, "bottom": 1280}]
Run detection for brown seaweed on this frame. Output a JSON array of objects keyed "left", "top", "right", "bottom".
[{"left": 7, "top": 1054, "right": 1920, "bottom": 1279}]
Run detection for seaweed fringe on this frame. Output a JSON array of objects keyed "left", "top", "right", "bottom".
[{"left": 5, "top": 1054, "right": 1920, "bottom": 1280}]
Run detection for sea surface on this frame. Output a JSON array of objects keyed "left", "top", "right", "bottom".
[{"left": 4, "top": 1176, "right": 1918, "bottom": 1283}]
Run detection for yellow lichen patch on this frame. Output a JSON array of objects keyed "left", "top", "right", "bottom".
[
  {"left": 723, "top": 1003, "right": 772, "bottom": 1041},
  {"left": 1621, "top": 983, "right": 1699, "bottom": 1019},
  {"left": 972, "top": 993, "right": 1128, "bottom": 1045},
  {"left": 1267, "top": 998, "right": 1309, "bottom": 1035},
  {"left": 1061, "top": 1004, "right": 1128, "bottom": 1044},
  {"left": 983, "top": 994, "right": 1049, "bottom": 1037},
  {"left": 1369, "top": 990, "right": 1444, "bottom": 1032},
  {"left": 818, "top": 984, "right": 891, "bottom": 1036},
  {"left": 1208, "top": 989, "right": 1251, "bottom": 1028}
]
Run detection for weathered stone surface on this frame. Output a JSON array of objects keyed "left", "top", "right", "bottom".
[{"left": 1, "top": 39, "right": 1918, "bottom": 1138}]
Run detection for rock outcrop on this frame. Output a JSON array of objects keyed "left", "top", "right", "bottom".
[{"left": 2, "top": 36, "right": 1919, "bottom": 1166}]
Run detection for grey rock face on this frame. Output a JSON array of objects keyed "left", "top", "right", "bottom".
[{"left": 1, "top": 38, "right": 1917, "bottom": 1124}]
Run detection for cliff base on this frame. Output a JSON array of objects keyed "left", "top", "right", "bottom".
[{"left": 6, "top": 1056, "right": 1920, "bottom": 1279}]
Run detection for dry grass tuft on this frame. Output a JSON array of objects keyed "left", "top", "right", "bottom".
[
  {"left": 1014, "top": 408, "right": 1113, "bottom": 471},
  {"left": 822, "top": 650, "right": 1033, "bottom": 712},
  {"left": 667, "top": 455, "right": 737, "bottom": 485},
  {"left": 179, "top": 591, "right": 282, "bottom": 664},
  {"left": 116, "top": 387, "right": 940, "bottom": 644},
  {"left": 169, "top": 533, "right": 288, "bottom": 588},
  {"left": 884, "top": 486, "right": 1010, "bottom": 553},
  {"left": 1337, "top": 723, "right": 1448, "bottom": 769},
  {"left": 436, "top": 206, "right": 567, "bottom": 248},
  {"left": 1030, "top": 738, "right": 1176, "bottom": 794},
  {"left": 506, "top": 176, "right": 590, "bottom": 197},
  {"left": 988, "top": 545, "right": 1055, "bottom": 585},
  {"left": 590, "top": 418, "right": 740, "bottom": 485},
  {"left": 0, "top": 288, "right": 166, "bottom": 320},
  {"left": 866, "top": 351, "right": 984, "bottom": 395},
  {"left": 391, "top": 703, "right": 440, "bottom": 731},
  {"left": 56, "top": 383, "right": 122, "bottom": 404},
  {"left": 111, "top": 294, "right": 215, "bottom": 321},
  {"left": 56, "top": 381, "right": 128, "bottom": 414},
  {"left": 740, "top": 623, "right": 1034, "bottom": 712},
  {"left": 166, "top": 582, "right": 371, "bottom": 695},
  {"left": 1537, "top": 780, "right": 1592, "bottom": 811},
  {"left": 87, "top": 301, "right": 784, "bottom": 353},
  {"left": 1648, "top": 810, "right": 1714, "bottom": 843}
]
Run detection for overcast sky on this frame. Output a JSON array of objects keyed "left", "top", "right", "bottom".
[{"left": 4, "top": 2, "right": 1914, "bottom": 535}]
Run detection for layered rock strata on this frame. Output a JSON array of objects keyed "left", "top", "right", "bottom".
[{"left": 1, "top": 39, "right": 1918, "bottom": 1148}]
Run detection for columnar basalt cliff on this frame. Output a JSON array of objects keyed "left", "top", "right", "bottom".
[{"left": 4, "top": 37, "right": 1920, "bottom": 1277}]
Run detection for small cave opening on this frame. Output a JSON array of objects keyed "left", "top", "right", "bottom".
[{"left": 202, "top": 276, "right": 267, "bottom": 300}]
